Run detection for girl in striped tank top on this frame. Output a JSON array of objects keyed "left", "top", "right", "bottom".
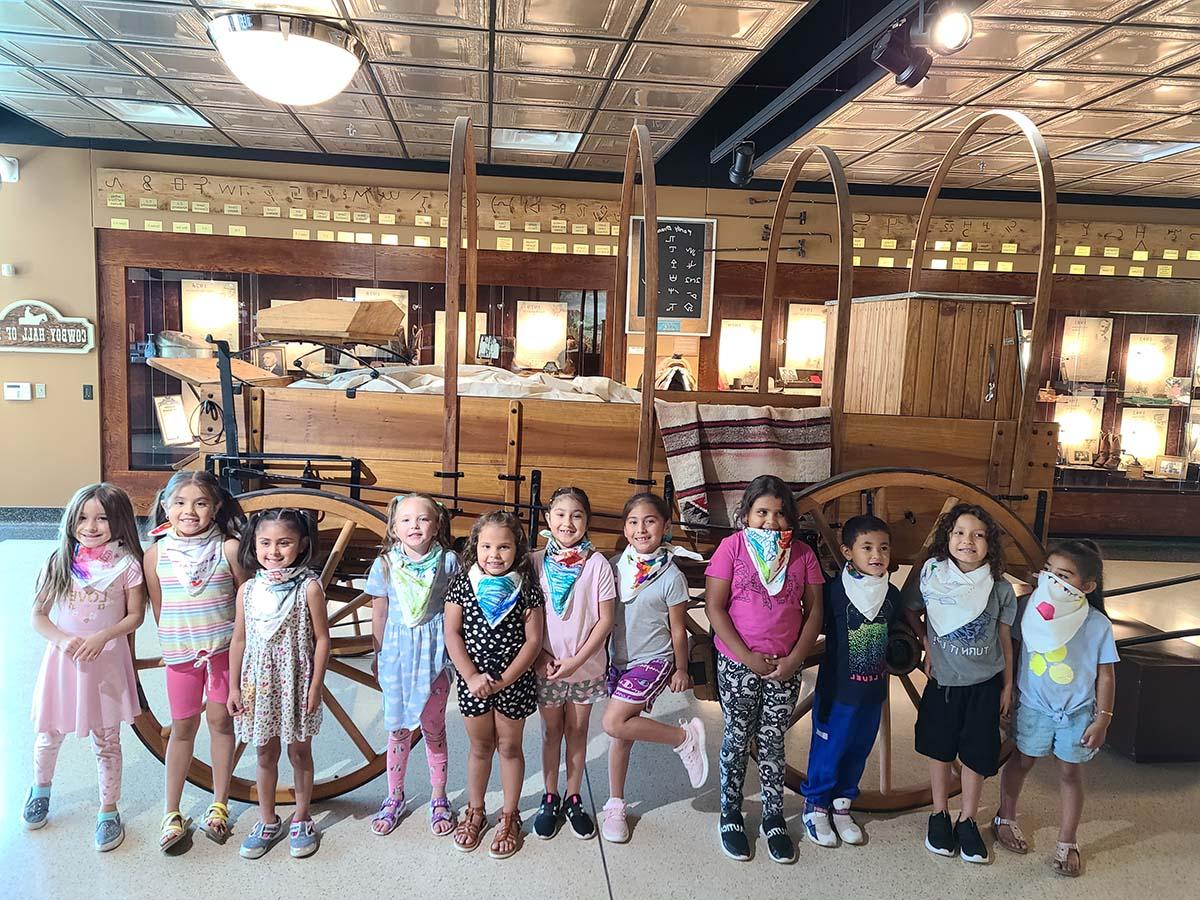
[{"left": 144, "top": 471, "right": 246, "bottom": 851}]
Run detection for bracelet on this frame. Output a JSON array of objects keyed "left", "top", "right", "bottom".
[{"left": 1096, "top": 709, "right": 1113, "bottom": 718}]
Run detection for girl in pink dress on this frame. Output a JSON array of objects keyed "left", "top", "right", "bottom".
[{"left": 25, "top": 483, "right": 146, "bottom": 853}]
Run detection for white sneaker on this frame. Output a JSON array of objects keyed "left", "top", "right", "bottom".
[
  {"left": 803, "top": 807, "right": 838, "bottom": 848},
  {"left": 832, "top": 798, "right": 865, "bottom": 845},
  {"left": 673, "top": 717, "right": 709, "bottom": 789},
  {"left": 602, "top": 798, "right": 629, "bottom": 843}
]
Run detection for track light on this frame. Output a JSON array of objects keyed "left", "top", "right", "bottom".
[
  {"left": 925, "top": 8, "right": 973, "bottom": 55},
  {"left": 728, "top": 140, "right": 755, "bottom": 186},
  {"left": 871, "top": 3, "right": 972, "bottom": 88},
  {"left": 871, "top": 23, "right": 932, "bottom": 88}
]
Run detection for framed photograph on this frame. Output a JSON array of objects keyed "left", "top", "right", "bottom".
[
  {"left": 1070, "top": 448, "right": 1093, "bottom": 464},
  {"left": 153, "top": 395, "right": 195, "bottom": 447},
  {"left": 477, "top": 333, "right": 500, "bottom": 361},
  {"left": 777, "top": 366, "right": 798, "bottom": 384},
  {"left": 1155, "top": 454, "right": 1186, "bottom": 478},
  {"left": 254, "top": 347, "right": 286, "bottom": 376}
]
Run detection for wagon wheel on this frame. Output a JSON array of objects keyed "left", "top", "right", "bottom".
[
  {"left": 783, "top": 467, "right": 1046, "bottom": 813},
  {"left": 132, "top": 488, "right": 392, "bottom": 803}
]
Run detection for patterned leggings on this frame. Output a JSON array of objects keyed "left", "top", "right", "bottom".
[
  {"left": 385, "top": 669, "right": 451, "bottom": 800},
  {"left": 34, "top": 727, "right": 122, "bottom": 806},
  {"left": 717, "top": 655, "right": 802, "bottom": 818}
]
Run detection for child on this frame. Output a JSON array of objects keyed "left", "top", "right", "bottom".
[
  {"left": 801, "top": 514, "right": 900, "bottom": 848},
  {"left": 904, "top": 503, "right": 1016, "bottom": 865},
  {"left": 143, "top": 471, "right": 246, "bottom": 850},
  {"left": 706, "top": 475, "right": 824, "bottom": 863},
  {"left": 24, "top": 483, "right": 146, "bottom": 853},
  {"left": 227, "top": 509, "right": 330, "bottom": 860},
  {"left": 601, "top": 492, "right": 708, "bottom": 845},
  {"left": 443, "top": 511, "right": 545, "bottom": 858},
  {"left": 365, "top": 493, "right": 460, "bottom": 837},
  {"left": 995, "top": 540, "right": 1117, "bottom": 877},
  {"left": 532, "top": 487, "right": 615, "bottom": 841}
]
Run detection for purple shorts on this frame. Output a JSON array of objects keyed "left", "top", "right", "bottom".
[{"left": 606, "top": 658, "right": 674, "bottom": 711}]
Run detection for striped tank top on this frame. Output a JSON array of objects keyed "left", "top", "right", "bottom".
[{"left": 156, "top": 531, "right": 236, "bottom": 667}]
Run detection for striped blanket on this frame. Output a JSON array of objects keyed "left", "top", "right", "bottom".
[{"left": 655, "top": 400, "right": 831, "bottom": 527}]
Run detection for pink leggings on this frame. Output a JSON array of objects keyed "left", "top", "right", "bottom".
[
  {"left": 386, "top": 670, "right": 450, "bottom": 800},
  {"left": 35, "top": 727, "right": 122, "bottom": 806}
]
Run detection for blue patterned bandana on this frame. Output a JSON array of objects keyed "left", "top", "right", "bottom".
[
  {"left": 469, "top": 565, "right": 523, "bottom": 627},
  {"left": 540, "top": 530, "right": 593, "bottom": 617}
]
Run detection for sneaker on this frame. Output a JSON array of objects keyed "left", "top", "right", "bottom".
[
  {"left": 673, "top": 717, "right": 709, "bottom": 789},
  {"left": 239, "top": 816, "right": 283, "bottom": 859},
  {"left": 289, "top": 819, "right": 319, "bottom": 858},
  {"left": 95, "top": 813, "right": 124, "bottom": 853},
  {"left": 924, "top": 810, "right": 957, "bottom": 857},
  {"left": 23, "top": 788, "right": 49, "bottom": 830},
  {"left": 955, "top": 817, "right": 989, "bottom": 864},
  {"left": 601, "top": 798, "right": 629, "bottom": 844},
  {"left": 761, "top": 814, "right": 797, "bottom": 864},
  {"left": 718, "top": 810, "right": 751, "bottom": 861},
  {"left": 564, "top": 794, "right": 595, "bottom": 840},
  {"left": 832, "top": 797, "right": 865, "bottom": 845},
  {"left": 803, "top": 803, "right": 838, "bottom": 848},
  {"left": 533, "top": 792, "right": 562, "bottom": 840}
]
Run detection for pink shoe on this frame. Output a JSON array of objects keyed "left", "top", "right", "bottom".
[
  {"left": 674, "top": 717, "right": 709, "bottom": 788},
  {"left": 602, "top": 798, "right": 629, "bottom": 843}
]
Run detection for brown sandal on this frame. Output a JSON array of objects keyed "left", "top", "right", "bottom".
[
  {"left": 489, "top": 810, "right": 522, "bottom": 859},
  {"left": 453, "top": 805, "right": 486, "bottom": 853},
  {"left": 992, "top": 812, "right": 1028, "bottom": 854},
  {"left": 1053, "top": 841, "right": 1082, "bottom": 877}
]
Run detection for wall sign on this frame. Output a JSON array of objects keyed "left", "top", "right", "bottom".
[
  {"left": 626, "top": 215, "right": 716, "bottom": 336},
  {"left": 0, "top": 300, "right": 95, "bottom": 353}
]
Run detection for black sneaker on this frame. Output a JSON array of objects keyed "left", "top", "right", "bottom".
[
  {"left": 718, "top": 810, "right": 751, "bottom": 861},
  {"left": 760, "top": 814, "right": 797, "bottom": 864},
  {"left": 925, "top": 810, "right": 957, "bottom": 857},
  {"left": 533, "top": 792, "right": 562, "bottom": 840},
  {"left": 956, "top": 817, "right": 990, "bottom": 864},
  {"left": 564, "top": 794, "right": 595, "bottom": 840}
]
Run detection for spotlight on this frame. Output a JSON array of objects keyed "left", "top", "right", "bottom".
[
  {"left": 871, "top": 24, "right": 932, "bottom": 88},
  {"left": 926, "top": 7, "right": 973, "bottom": 55},
  {"left": 729, "top": 140, "right": 755, "bottom": 186},
  {"left": 871, "top": 4, "right": 973, "bottom": 88}
]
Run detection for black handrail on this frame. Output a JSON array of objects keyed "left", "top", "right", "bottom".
[
  {"left": 1107, "top": 572, "right": 1200, "bottom": 597},
  {"left": 1115, "top": 627, "right": 1200, "bottom": 649}
]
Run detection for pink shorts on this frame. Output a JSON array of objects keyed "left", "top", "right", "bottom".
[
  {"left": 165, "top": 651, "right": 231, "bottom": 720},
  {"left": 607, "top": 658, "right": 674, "bottom": 712}
]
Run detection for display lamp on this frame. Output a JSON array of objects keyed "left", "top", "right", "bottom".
[
  {"left": 872, "top": 3, "right": 973, "bottom": 87},
  {"left": 207, "top": 14, "right": 367, "bottom": 107}
]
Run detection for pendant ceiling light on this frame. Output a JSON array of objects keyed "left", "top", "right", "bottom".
[{"left": 207, "top": 13, "right": 367, "bottom": 107}]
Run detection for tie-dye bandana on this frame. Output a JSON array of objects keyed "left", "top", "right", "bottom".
[
  {"left": 540, "top": 531, "right": 593, "bottom": 617},
  {"left": 742, "top": 528, "right": 793, "bottom": 596}
]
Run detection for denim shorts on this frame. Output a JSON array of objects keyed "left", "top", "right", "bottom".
[{"left": 1014, "top": 702, "right": 1099, "bottom": 764}]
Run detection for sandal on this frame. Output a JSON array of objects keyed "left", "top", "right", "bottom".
[
  {"left": 992, "top": 812, "right": 1028, "bottom": 854},
  {"left": 454, "top": 805, "right": 486, "bottom": 853},
  {"left": 202, "top": 801, "right": 231, "bottom": 844},
  {"left": 371, "top": 795, "right": 405, "bottom": 837},
  {"left": 159, "top": 811, "right": 190, "bottom": 852},
  {"left": 489, "top": 810, "right": 523, "bottom": 859},
  {"left": 1053, "top": 841, "right": 1082, "bottom": 877},
  {"left": 430, "top": 797, "right": 456, "bottom": 837}
]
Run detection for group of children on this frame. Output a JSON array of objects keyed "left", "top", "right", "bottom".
[{"left": 23, "top": 472, "right": 1117, "bottom": 877}]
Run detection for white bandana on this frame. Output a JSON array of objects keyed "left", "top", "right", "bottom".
[
  {"left": 1020, "top": 569, "right": 1089, "bottom": 654},
  {"left": 245, "top": 567, "right": 310, "bottom": 643},
  {"left": 919, "top": 557, "right": 993, "bottom": 638},
  {"left": 158, "top": 525, "right": 223, "bottom": 597},
  {"left": 841, "top": 563, "right": 890, "bottom": 621},
  {"left": 616, "top": 543, "right": 703, "bottom": 602},
  {"left": 71, "top": 541, "right": 134, "bottom": 593}
]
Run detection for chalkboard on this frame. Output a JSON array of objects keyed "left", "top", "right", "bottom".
[{"left": 627, "top": 216, "right": 716, "bottom": 336}]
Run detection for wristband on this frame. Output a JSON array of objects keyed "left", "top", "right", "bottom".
[{"left": 1096, "top": 709, "right": 1113, "bottom": 718}]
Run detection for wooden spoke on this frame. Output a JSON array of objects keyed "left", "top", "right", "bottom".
[
  {"left": 807, "top": 503, "right": 843, "bottom": 562},
  {"left": 320, "top": 519, "right": 356, "bottom": 589},
  {"left": 788, "top": 690, "right": 815, "bottom": 728},
  {"left": 232, "top": 741, "right": 249, "bottom": 769},
  {"left": 322, "top": 687, "right": 376, "bottom": 763},
  {"left": 899, "top": 672, "right": 923, "bottom": 708},
  {"left": 327, "top": 657, "right": 380, "bottom": 691},
  {"left": 135, "top": 656, "right": 165, "bottom": 670},
  {"left": 878, "top": 683, "right": 892, "bottom": 793},
  {"left": 329, "top": 590, "right": 372, "bottom": 626},
  {"left": 330, "top": 634, "right": 374, "bottom": 655}
]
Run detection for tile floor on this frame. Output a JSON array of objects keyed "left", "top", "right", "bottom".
[{"left": 2, "top": 532, "right": 1198, "bottom": 900}]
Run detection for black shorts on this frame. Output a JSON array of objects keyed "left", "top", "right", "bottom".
[
  {"left": 914, "top": 672, "right": 1003, "bottom": 777},
  {"left": 456, "top": 669, "right": 537, "bottom": 720}
]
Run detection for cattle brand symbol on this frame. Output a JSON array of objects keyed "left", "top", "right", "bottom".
[{"left": 0, "top": 300, "right": 95, "bottom": 353}]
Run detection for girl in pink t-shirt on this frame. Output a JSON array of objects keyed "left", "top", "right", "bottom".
[
  {"left": 531, "top": 487, "right": 616, "bottom": 841},
  {"left": 705, "top": 475, "right": 824, "bottom": 864}
]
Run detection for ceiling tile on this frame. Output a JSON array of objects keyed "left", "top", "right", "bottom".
[
  {"left": 859, "top": 68, "right": 1005, "bottom": 104},
  {"left": 358, "top": 23, "right": 488, "bottom": 69},
  {"left": 0, "top": 35, "right": 140, "bottom": 73},
  {"left": 1114, "top": 179, "right": 1200, "bottom": 197},
  {"left": 924, "top": 105, "right": 1063, "bottom": 132},
  {"left": 935, "top": 17, "right": 1087, "bottom": 70},
  {"left": 1045, "top": 26, "right": 1200, "bottom": 75},
  {"left": 590, "top": 109, "right": 691, "bottom": 137},
  {"left": 160, "top": 78, "right": 283, "bottom": 110},
  {"left": 493, "top": 73, "right": 604, "bottom": 106},
  {"left": 1161, "top": 56, "right": 1200, "bottom": 78},
  {"left": 299, "top": 90, "right": 387, "bottom": 119},
  {"left": 857, "top": 150, "right": 944, "bottom": 169},
  {"left": 579, "top": 132, "right": 670, "bottom": 155},
  {"left": 1093, "top": 77, "right": 1200, "bottom": 113},
  {"left": 119, "top": 45, "right": 236, "bottom": 81},
  {"left": 1131, "top": 0, "right": 1200, "bottom": 27},
  {"left": 1126, "top": 115, "right": 1200, "bottom": 141},
  {"left": 618, "top": 43, "right": 753, "bottom": 86},
  {"left": 297, "top": 114, "right": 397, "bottom": 140},
  {"left": 496, "top": 33, "right": 621, "bottom": 78},
  {"left": 397, "top": 121, "right": 486, "bottom": 144},
  {"left": 975, "top": 0, "right": 1144, "bottom": 22},
  {"left": 952, "top": 152, "right": 1031, "bottom": 177},
  {"left": 975, "top": 71, "right": 1134, "bottom": 108},
  {"left": 976, "top": 170, "right": 1048, "bottom": 190},
  {"left": 497, "top": 0, "right": 642, "bottom": 39},
  {"left": 34, "top": 115, "right": 147, "bottom": 139},
  {"left": 373, "top": 64, "right": 486, "bottom": 101},
  {"left": 0, "top": 90, "right": 102, "bottom": 118},
  {"left": 902, "top": 170, "right": 992, "bottom": 189},
  {"left": 317, "top": 136, "right": 407, "bottom": 157},
  {"left": 878, "top": 130, "right": 999, "bottom": 155},
  {"left": 491, "top": 102, "right": 591, "bottom": 131},
  {"left": 602, "top": 81, "right": 721, "bottom": 115},
  {"left": 59, "top": 1, "right": 212, "bottom": 48},
  {"left": 822, "top": 101, "right": 953, "bottom": 131},
  {"left": 572, "top": 152, "right": 626, "bottom": 171},
  {"left": 1039, "top": 108, "right": 1170, "bottom": 137},
  {"left": 638, "top": 0, "right": 810, "bottom": 50},
  {"left": 491, "top": 148, "right": 572, "bottom": 167},
  {"left": 196, "top": 107, "right": 302, "bottom": 133},
  {"left": 226, "top": 130, "right": 322, "bottom": 152},
  {"left": 134, "top": 122, "right": 235, "bottom": 144},
  {"left": 0, "top": 63, "right": 64, "bottom": 94},
  {"left": 793, "top": 128, "right": 906, "bottom": 152},
  {"left": 198, "top": 0, "right": 341, "bottom": 14},
  {"left": 841, "top": 166, "right": 915, "bottom": 185},
  {"left": 405, "top": 141, "right": 452, "bottom": 159},
  {"left": 387, "top": 96, "right": 485, "bottom": 124},
  {"left": 985, "top": 134, "right": 1104, "bottom": 156},
  {"left": 50, "top": 71, "right": 176, "bottom": 102},
  {"left": 343, "top": 0, "right": 487, "bottom": 27},
  {"left": 1035, "top": 157, "right": 1120, "bottom": 179},
  {"left": 1078, "top": 160, "right": 1200, "bottom": 182},
  {"left": 0, "top": 0, "right": 89, "bottom": 37}
]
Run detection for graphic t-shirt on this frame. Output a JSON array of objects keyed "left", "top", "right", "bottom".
[
  {"left": 1014, "top": 604, "right": 1118, "bottom": 716},
  {"left": 609, "top": 554, "right": 690, "bottom": 669},
  {"left": 815, "top": 574, "right": 900, "bottom": 707},
  {"left": 534, "top": 550, "right": 616, "bottom": 683},
  {"left": 705, "top": 531, "right": 822, "bottom": 659},
  {"left": 905, "top": 572, "right": 1017, "bottom": 687}
]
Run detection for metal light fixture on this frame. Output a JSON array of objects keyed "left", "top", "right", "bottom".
[
  {"left": 871, "top": 3, "right": 973, "bottom": 88},
  {"left": 207, "top": 14, "right": 367, "bottom": 107},
  {"left": 924, "top": 7, "right": 973, "bottom": 55},
  {"left": 728, "top": 141, "right": 755, "bottom": 186}
]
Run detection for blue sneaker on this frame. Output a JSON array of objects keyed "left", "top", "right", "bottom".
[
  {"left": 95, "top": 813, "right": 124, "bottom": 852},
  {"left": 239, "top": 816, "right": 282, "bottom": 859},
  {"left": 289, "top": 819, "right": 318, "bottom": 858},
  {"left": 23, "top": 788, "right": 50, "bottom": 830}
]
